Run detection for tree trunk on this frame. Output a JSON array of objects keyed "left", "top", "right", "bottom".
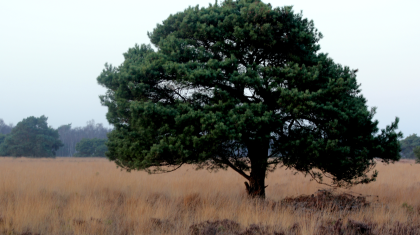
[
  {"left": 244, "top": 168, "right": 267, "bottom": 198},
  {"left": 244, "top": 142, "right": 269, "bottom": 198},
  {"left": 242, "top": 131, "right": 270, "bottom": 198}
]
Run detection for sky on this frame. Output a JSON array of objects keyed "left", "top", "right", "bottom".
[{"left": 1, "top": 0, "right": 419, "bottom": 137}]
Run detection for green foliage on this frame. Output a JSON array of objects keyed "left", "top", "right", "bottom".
[
  {"left": 97, "top": 0, "right": 401, "bottom": 195},
  {"left": 0, "top": 134, "right": 5, "bottom": 146},
  {"left": 0, "top": 116, "right": 63, "bottom": 157},
  {"left": 414, "top": 146, "right": 420, "bottom": 164},
  {"left": 400, "top": 134, "right": 420, "bottom": 159},
  {"left": 0, "top": 134, "right": 6, "bottom": 155},
  {"left": 402, "top": 202, "right": 414, "bottom": 213},
  {"left": 74, "top": 138, "right": 108, "bottom": 157}
]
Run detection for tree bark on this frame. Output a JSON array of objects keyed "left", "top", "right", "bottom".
[
  {"left": 244, "top": 141, "right": 269, "bottom": 198},
  {"left": 244, "top": 168, "right": 267, "bottom": 198}
]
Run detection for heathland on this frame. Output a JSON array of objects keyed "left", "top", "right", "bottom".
[{"left": 0, "top": 157, "right": 419, "bottom": 234}]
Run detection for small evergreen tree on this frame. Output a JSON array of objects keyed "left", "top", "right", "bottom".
[
  {"left": 74, "top": 138, "right": 108, "bottom": 157},
  {"left": 98, "top": 0, "right": 402, "bottom": 198},
  {"left": 0, "top": 116, "right": 63, "bottom": 157}
]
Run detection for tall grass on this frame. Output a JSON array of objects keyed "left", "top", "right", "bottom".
[{"left": 0, "top": 157, "right": 419, "bottom": 234}]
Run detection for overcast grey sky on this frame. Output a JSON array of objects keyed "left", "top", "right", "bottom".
[{"left": 1, "top": 0, "right": 419, "bottom": 137}]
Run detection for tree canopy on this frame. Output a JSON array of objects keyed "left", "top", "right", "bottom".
[
  {"left": 0, "top": 116, "right": 63, "bottom": 157},
  {"left": 97, "top": 0, "right": 401, "bottom": 197}
]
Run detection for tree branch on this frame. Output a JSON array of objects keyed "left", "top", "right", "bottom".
[
  {"left": 213, "top": 157, "right": 250, "bottom": 180},
  {"left": 148, "top": 163, "right": 184, "bottom": 174}
]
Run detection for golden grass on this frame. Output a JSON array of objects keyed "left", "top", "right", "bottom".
[{"left": 0, "top": 157, "right": 419, "bottom": 234}]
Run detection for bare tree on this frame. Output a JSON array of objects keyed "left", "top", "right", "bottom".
[
  {"left": 0, "top": 119, "right": 14, "bottom": 135},
  {"left": 56, "top": 120, "right": 112, "bottom": 156}
]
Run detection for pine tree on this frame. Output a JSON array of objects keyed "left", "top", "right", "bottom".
[
  {"left": 0, "top": 116, "right": 63, "bottom": 157},
  {"left": 97, "top": 0, "right": 402, "bottom": 198}
]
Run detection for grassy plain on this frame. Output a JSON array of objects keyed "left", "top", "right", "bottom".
[{"left": 0, "top": 157, "right": 419, "bottom": 234}]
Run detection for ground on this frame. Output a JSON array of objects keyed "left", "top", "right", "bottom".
[{"left": 0, "top": 157, "right": 419, "bottom": 234}]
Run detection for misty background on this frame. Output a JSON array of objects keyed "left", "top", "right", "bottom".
[{"left": 1, "top": 0, "right": 419, "bottom": 138}]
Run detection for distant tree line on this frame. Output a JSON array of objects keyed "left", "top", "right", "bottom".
[
  {"left": 73, "top": 138, "right": 108, "bottom": 157},
  {"left": 400, "top": 134, "right": 420, "bottom": 159},
  {"left": 400, "top": 134, "right": 420, "bottom": 162},
  {"left": 0, "top": 119, "right": 14, "bottom": 148},
  {"left": 0, "top": 117, "right": 111, "bottom": 157},
  {"left": 0, "top": 119, "right": 14, "bottom": 135},
  {"left": 56, "top": 120, "right": 112, "bottom": 157},
  {"left": 3, "top": 115, "right": 420, "bottom": 160}
]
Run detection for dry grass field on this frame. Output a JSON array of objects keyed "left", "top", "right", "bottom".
[{"left": 0, "top": 157, "right": 419, "bottom": 234}]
